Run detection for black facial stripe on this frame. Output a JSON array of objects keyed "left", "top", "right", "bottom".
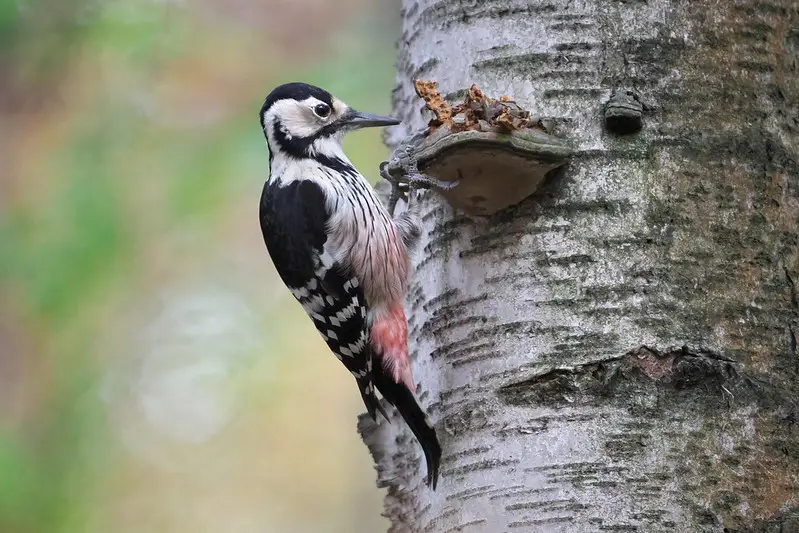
[
  {"left": 272, "top": 119, "right": 307, "bottom": 159},
  {"left": 270, "top": 116, "right": 349, "bottom": 159}
]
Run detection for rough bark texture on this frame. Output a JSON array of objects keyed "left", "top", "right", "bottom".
[{"left": 359, "top": 1, "right": 799, "bottom": 531}]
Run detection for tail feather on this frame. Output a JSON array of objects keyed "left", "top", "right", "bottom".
[
  {"left": 358, "top": 378, "right": 392, "bottom": 422},
  {"left": 374, "top": 369, "right": 441, "bottom": 489}
]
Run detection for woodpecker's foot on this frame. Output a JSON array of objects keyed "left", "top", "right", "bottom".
[
  {"left": 388, "top": 175, "right": 460, "bottom": 214},
  {"left": 379, "top": 131, "right": 460, "bottom": 215},
  {"left": 383, "top": 176, "right": 457, "bottom": 197},
  {"left": 381, "top": 165, "right": 460, "bottom": 213},
  {"left": 403, "top": 172, "right": 459, "bottom": 192},
  {"left": 380, "top": 161, "right": 403, "bottom": 215}
]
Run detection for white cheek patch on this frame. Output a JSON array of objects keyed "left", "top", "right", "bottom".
[
  {"left": 309, "top": 136, "right": 347, "bottom": 159},
  {"left": 331, "top": 98, "right": 348, "bottom": 119},
  {"left": 264, "top": 98, "right": 323, "bottom": 139}
]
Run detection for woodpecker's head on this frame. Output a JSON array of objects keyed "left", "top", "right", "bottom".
[{"left": 260, "top": 82, "right": 400, "bottom": 160}]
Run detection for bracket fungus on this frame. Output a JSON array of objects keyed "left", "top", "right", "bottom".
[{"left": 382, "top": 81, "right": 574, "bottom": 216}]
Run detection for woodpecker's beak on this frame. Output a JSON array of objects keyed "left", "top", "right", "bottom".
[{"left": 344, "top": 109, "right": 401, "bottom": 129}]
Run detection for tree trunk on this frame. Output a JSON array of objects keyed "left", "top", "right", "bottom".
[{"left": 359, "top": 1, "right": 799, "bottom": 531}]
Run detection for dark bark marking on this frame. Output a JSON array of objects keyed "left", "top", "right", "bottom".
[
  {"left": 442, "top": 398, "right": 494, "bottom": 435},
  {"left": 507, "top": 516, "right": 574, "bottom": 528},
  {"left": 442, "top": 519, "right": 487, "bottom": 533},
  {"left": 441, "top": 458, "right": 519, "bottom": 478},
  {"left": 497, "top": 345, "right": 753, "bottom": 409},
  {"left": 445, "top": 485, "right": 494, "bottom": 502},
  {"left": 505, "top": 498, "right": 590, "bottom": 512},
  {"left": 489, "top": 486, "right": 558, "bottom": 499}
]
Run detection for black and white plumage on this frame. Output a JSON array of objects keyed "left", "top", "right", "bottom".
[
  {"left": 260, "top": 178, "right": 384, "bottom": 419},
  {"left": 257, "top": 82, "right": 441, "bottom": 487}
]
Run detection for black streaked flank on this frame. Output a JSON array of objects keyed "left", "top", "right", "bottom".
[{"left": 314, "top": 153, "right": 360, "bottom": 178}]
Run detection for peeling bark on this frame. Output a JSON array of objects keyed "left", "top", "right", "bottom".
[{"left": 359, "top": 0, "right": 799, "bottom": 531}]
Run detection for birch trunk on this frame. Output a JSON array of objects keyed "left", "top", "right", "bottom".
[{"left": 359, "top": 1, "right": 799, "bottom": 531}]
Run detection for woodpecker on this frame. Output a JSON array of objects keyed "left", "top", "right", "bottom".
[{"left": 257, "top": 82, "right": 441, "bottom": 488}]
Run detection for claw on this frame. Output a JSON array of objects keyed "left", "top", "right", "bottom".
[
  {"left": 387, "top": 193, "right": 400, "bottom": 216},
  {"left": 379, "top": 130, "right": 460, "bottom": 216},
  {"left": 404, "top": 172, "right": 459, "bottom": 191},
  {"left": 379, "top": 161, "right": 393, "bottom": 183}
]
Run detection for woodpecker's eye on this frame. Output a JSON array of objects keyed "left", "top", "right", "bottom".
[{"left": 313, "top": 103, "right": 331, "bottom": 118}]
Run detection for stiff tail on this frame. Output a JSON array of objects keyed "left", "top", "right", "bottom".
[
  {"left": 357, "top": 378, "right": 392, "bottom": 422},
  {"left": 373, "top": 369, "right": 441, "bottom": 489}
]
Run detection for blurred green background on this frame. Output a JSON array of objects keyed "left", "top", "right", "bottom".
[{"left": 0, "top": 0, "right": 400, "bottom": 531}]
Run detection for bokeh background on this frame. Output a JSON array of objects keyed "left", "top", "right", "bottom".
[{"left": 0, "top": 1, "right": 400, "bottom": 531}]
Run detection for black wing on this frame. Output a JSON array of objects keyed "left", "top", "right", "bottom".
[{"left": 259, "top": 179, "right": 387, "bottom": 420}]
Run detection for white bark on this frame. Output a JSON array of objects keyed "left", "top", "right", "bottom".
[{"left": 360, "top": 1, "right": 799, "bottom": 531}]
